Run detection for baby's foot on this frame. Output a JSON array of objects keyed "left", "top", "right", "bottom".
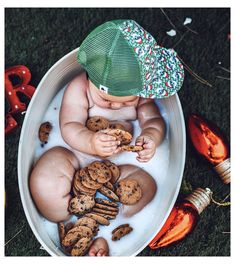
[{"left": 88, "top": 237, "right": 109, "bottom": 256}]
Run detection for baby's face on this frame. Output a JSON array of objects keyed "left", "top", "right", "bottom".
[{"left": 88, "top": 80, "right": 139, "bottom": 110}]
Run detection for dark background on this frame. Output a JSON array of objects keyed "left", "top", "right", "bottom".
[{"left": 5, "top": 8, "right": 230, "bottom": 256}]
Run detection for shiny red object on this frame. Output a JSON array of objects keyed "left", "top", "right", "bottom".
[
  {"left": 188, "top": 114, "right": 229, "bottom": 165},
  {"left": 5, "top": 65, "right": 35, "bottom": 134},
  {"left": 149, "top": 201, "right": 198, "bottom": 249}
]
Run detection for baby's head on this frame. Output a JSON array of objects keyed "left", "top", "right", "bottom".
[
  {"left": 88, "top": 78, "right": 138, "bottom": 109},
  {"left": 78, "top": 19, "right": 184, "bottom": 100}
]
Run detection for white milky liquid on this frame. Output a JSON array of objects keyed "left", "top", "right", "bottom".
[{"left": 35, "top": 85, "right": 170, "bottom": 256}]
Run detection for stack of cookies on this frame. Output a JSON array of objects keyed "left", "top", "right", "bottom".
[
  {"left": 58, "top": 216, "right": 99, "bottom": 256},
  {"left": 72, "top": 161, "right": 116, "bottom": 197},
  {"left": 87, "top": 198, "right": 119, "bottom": 222},
  {"left": 60, "top": 159, "right": 143, "bottom": 256},
  {"left": 86, "top": 116, "right": 143, "bottom": 152},
  {"left": 69, "top": 160, "right": 121, "bottom": 224}
]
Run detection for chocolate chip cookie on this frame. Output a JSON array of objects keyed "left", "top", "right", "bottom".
[
  {"left": 87, "top": 161, "right": 112, "bottom": 184},
  {"left": 104, "top": 181, "right": 114, "bottom": 190},
  {"left": 58, "top": 222, "right": 66, "bottom": 243},
  {"left": 111, "top": 224, "right": 133, "bottom": 241},
  {"left": 98, "top": 186, "right": 120, "bottom": 202},
  {"left": 80, "top": 168, "right": 103, "bottom": 190},
  {"left": 85, "top": 213, "right": 110, "bottom": 226},
  {"left": 65, "top": 222, "right": 74, "bottom": 233},
  {"left": 108, "top": 123, "right": 125, "bottom": 130},
  {"left": 96, "top": 213, "right": 116, "bottom": 220},
  {"left": 116, "top": 179, "right": 142, "bottom": 205},
  {"left": 62, "top": 225, "right": 93, "bottom": 247},
  {"left": 95, "top": 198, "right": 119, "bottom": 208},
  {"left": 92, "top": 207, "right": 118, "bottom": 216},
  {"left": 38, "top": 121, "right": 52, "bottom": 143},
  {"left": 68, "top": 194, "right": 95, "bottom": 215},
  {"left": 121, "top": 145, "right": 143, "bottom": 152},
  {"left": 100, "top": 128, "right": 132, "bottom": 145},
  {"left": 95, "top": 203, "right": 119, "bottom": 212},
  {"left": 70, "top": 236, "right": 93, "bottom": 256},
  {"left": 86, "top": 116, "right": 109, "bottom": 132},
  {"left": 75, "top": 216, "right": 99, "bottom": 235},
  {"left": 73, "top": 170, "right": 97, "bottom": 196},
  {"left": 103, "top": 160, "right": 120, "bottom": 184}
]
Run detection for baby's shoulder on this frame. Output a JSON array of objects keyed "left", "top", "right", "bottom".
[
  {"left": 67, "top": 72, "right": 88, "bottom": 91},
  {"left": 62, "top": 72, "right": 89, "bottom": 108}
]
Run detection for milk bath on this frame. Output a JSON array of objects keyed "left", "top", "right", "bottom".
[{"left": 34, "top": 86, "right": 170, "bottom": 256}]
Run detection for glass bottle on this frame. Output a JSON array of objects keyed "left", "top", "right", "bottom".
[
  {"left": 149, "top": 188, "right": 212, "bottom": 249},
  {"left": 188, "top": 113, "right": 230, "bottom": 184}
]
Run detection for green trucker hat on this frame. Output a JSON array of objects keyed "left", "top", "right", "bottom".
[{"left": 77, "top": 19, "right": 184, "bottom": 99}]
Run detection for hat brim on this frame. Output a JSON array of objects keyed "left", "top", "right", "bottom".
[{"left": 136, "top": 47, "right": 184, "bottom": 99}]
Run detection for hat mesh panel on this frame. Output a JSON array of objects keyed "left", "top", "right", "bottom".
[{"left": 78, "top": 26, "right": 142, "bottom": 96}]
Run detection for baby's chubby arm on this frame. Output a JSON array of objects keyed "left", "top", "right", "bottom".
[
  {"left": 60, "top": 74, "right": 118, "bottom": 156},
  {"left": 136, "top": 98, "right": 166, "bottom": 162}
]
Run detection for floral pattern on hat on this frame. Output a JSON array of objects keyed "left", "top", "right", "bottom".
[{"left": 119, "top": 20, "right": 184, "bottom": 98}]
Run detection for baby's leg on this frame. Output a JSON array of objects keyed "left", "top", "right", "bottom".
[
  {"left": 30, "top": 146, "right": 79, "bottom": 222},
  {"left": 88, "top": 237, "right": 109, "bottom": 256},
  {"left": 117, "top": 164, "right": 157, "bottom": 217}
]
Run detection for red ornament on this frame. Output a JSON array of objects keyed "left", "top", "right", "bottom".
[
  {"left": 149, "top": 188, "right": 212, "bottom": 249},
  {"left": 5, "top": 65, "right": 36, "bottom": 135},
  {"left": 188, "top": 114, "right": 230, "bottom": 184}
]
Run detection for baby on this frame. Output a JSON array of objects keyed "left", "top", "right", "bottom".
[
  {"left": 30, "top": 19, "right": 184, "bottom": 256},
  {"left": 60, "top": 72, "right": 165, "bottom": 162}
]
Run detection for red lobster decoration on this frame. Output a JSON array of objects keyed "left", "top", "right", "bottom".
[{"left": 5, "top": 65, "right": 36, "bottom": 135}]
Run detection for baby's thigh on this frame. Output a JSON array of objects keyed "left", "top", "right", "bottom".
[
  {"left": 30, "top": 146, "right": 79, "bottom": 222},
  {"left": 118, "top": 164, "right": 157, "bottom": 217}
]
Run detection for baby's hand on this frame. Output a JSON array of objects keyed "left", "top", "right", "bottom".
[
  {"left": 91, "top": 132, "right": 121, "bottom": 157},
  {"left": 135, "top": 135, "right": 157, "bottom": 162}
]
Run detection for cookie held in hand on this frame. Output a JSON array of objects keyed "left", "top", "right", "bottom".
[
  {"left": 100, "top": 128, "right": 132, "bottom": 145},
  {"left": 121, "top": 145, "right": 143, "bottom": 152}
]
